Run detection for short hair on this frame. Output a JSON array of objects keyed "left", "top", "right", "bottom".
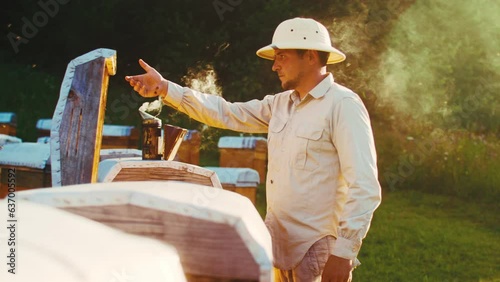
[{"left": 296, "top": 49, "right": 329, "bottom": 66}]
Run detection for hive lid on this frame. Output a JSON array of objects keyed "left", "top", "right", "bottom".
[
  {"left": 36, "top": 119, "right": 134, "bottom": 137},
  {"left": 101, "top": 124, "right": 134, "bottom": 137},
  {"left": 0, "top": 142, "right": 50, "bottom": 169},
  {"left": 0, "top": 200, "right": 186, "bottom": 282},
  {"left": 205, "top": 167, "right": 260, "bottom": 186},
  {"left": 0, "top": 112, "right": 16, "bottom": 124},
  {"left": 0, "top": 134, "right": 22, "bottom": 146},
  {"left": 36, "top": 118, "right": 52, "bottom": 130},
  {"left": 17, "top": 181, "right": 273, "bottom": 281},
  {"left": 218, "top": 136, "right": 267, "bottom": 149}
]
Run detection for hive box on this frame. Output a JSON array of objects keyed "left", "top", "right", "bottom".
[
  {"left": 175, "top": 130, "right": 201, "bottom": 165},
  {"left": 218, "top": 136, "right": 267, "bottom": 183},
  {"left": 0, "top": 112, "right": 16, "bottom": 136},
  {"left": 205, "top": 167, "right": 260, "bottom": 205},
  {"left": 17, "top": 181, "right": 273, "bottom": 281},
  {"left": 0, "top": 143, "right": 51, "bottom": 198}
]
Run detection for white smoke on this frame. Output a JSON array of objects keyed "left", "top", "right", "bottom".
[{"left": 182, "top": 65, "right": 222, "bottom": 96}]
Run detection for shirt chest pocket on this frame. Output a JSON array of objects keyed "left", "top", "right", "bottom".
[
  {"left": 268, "top": 116, "right": 287, "bottom": 147},
  {"left": 294, "top": 125, "right": 325, "bottom": 171}
]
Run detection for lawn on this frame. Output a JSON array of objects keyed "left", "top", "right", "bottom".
[{"left": 351, "top": 190, "right": 499, "bottom": 282}]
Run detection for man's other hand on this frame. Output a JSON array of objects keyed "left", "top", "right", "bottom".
[{"left": 321, "top": 255, "right": 353, "bottom": 282}]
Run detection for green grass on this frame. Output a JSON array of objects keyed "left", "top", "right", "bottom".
[{"left": 354, "top": 190, "right": 499, "bottom": 282}]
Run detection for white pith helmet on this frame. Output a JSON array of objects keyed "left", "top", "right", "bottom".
[{"left": 256, "top": 17, "right": 346, "bottom": 64}]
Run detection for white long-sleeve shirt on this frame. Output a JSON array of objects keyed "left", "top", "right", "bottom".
[{"left": 161, "top": 73, "right": 382, "bottom": 270}]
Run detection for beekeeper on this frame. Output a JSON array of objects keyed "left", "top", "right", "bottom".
[{"left": 126, "top": 17, "right": 381, "bottom": 282}]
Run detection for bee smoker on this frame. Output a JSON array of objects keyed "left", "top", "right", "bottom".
[
  {"left": 163, "top": 124, "right": 187, "bottom": 161},
  {"left": 141, "top": 119, "right": 162, "bottom": 160}
]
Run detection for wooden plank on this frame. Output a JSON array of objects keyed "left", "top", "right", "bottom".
[{"left": 50, "top": 49, "right": 116, "bottom": 187}]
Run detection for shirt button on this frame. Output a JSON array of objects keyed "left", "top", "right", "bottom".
[{"left": 270, "top": 180, "right": 274, "bottom": 184}]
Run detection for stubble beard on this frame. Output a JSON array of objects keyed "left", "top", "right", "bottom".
[{"left": 282, "top": 70, "right": 304, "bottom": 91}]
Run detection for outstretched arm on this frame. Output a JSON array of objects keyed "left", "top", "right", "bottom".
[{"left": 125, "top": 59, "right": 273, "bottom": 133}]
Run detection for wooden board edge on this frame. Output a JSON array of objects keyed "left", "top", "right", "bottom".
[{"left": 50, "top": 48, "right": 117, "bottom": 187}]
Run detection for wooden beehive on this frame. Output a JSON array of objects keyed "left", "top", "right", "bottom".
[
  {"left": 100, "top": 124, "right": 140, "bottom": 149},
  {"left": 175, "top": 130, "right": 201, "bottom": 165},
  {"left": 205, "top": 167, "right": 260, "bottom": 205},
  {"left": 0, "top": 200, "right": 186, "bottom": 282},
  {"left": 98, "top": 158, "right": 222, "bottom": 188},
  {"left": 0, "top": 112, "right": 17, "bottom": 136},
  {"left": 218, "top": 136, "right": 268, "bottom": 183},
  {"left": 0, "top": 143, "right": 51, "bottom": 198},
  {"left": 37, "top": 119, "right": 139, "bottom": 149},
  {"left": 17, "top": 181, "right": 273, "bottom": 281}
]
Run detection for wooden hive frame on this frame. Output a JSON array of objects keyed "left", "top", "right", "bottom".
[{"left": 17, "top": 181, "right": 273, "bottom": 281}]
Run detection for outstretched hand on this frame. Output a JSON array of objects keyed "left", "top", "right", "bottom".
[{"left": 125, "top": 59, "right": 167, "bottom": 98}]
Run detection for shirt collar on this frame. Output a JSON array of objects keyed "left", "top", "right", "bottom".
[
  {"left": 290, "top": 73, "right": 335, "bottom": 103},
  {"left": 309, "top": 73, "right": 334, "bottom": 99}
]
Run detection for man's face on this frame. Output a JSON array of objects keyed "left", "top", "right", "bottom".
[{"left": 272, "top": 49, "right": 307, "bottom": 91}]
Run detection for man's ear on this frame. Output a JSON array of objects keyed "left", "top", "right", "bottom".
[{"left": 308, "top": 50, "right": 320, "bottom": 66}]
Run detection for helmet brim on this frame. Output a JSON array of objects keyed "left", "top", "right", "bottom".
[{"left": 256, "top": 42, "right": 346, "bottom": 64}]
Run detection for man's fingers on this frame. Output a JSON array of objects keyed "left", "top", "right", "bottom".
[
  {"left": 139, "top": 59, "right": 152, "bottom": 72},
  {"left": 133, "top": 82, "right": 142, "bottom": 93}
]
